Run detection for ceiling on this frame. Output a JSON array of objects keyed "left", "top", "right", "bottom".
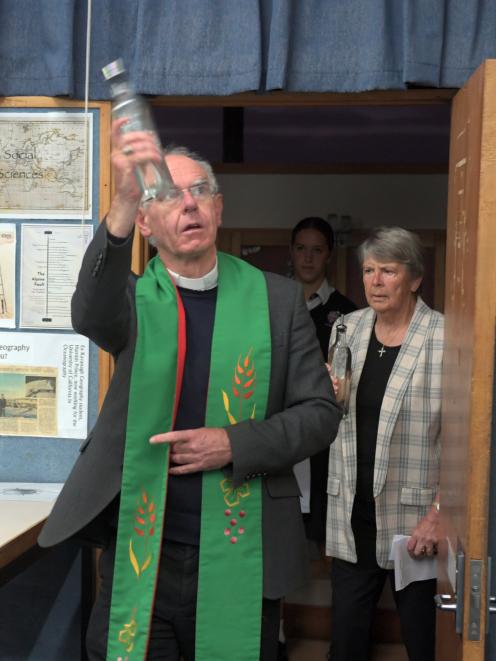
[{"left": 152, "top": 102, "right": 452, "bottom": 172}]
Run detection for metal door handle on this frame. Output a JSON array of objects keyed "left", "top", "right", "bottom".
[
  {"left": 434, "top": 550, "right": 465, "bottom": 634},
  {"left": 435, "top": 594, "right": 457, "bottom": 611}
]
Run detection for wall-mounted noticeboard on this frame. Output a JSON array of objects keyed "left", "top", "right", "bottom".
[{"left": 0, "top": 96, "right": 112, "bottom": 484}]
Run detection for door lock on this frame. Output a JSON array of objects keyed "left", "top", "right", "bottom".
[
  {"left": 435, "top": 550, "right": 465, "bottom": 634},
  {"left": 434, "top": 593, "right": 457, "bottom": 611}
]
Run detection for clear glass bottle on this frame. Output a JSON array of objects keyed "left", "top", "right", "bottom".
[
  {"left": 102, "top": 58, "right": 174, "bottom": 203},
  {"left": 327, "top": 315, "right": 352, "bottom": 416}
]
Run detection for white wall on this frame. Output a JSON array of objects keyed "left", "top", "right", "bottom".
[{"left": 218, "top": 173, "right": 448, "bottom": 230}]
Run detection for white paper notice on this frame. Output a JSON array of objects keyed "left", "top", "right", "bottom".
[
  {"left": 389, "top": 534, "right": 437, "bottom": 591},
  {"left": 0, "top": 112, "right": 93, "bottom": 219},
  {"left": 0, "top": 223, "right": 16, "bottom": 328},
  {"left": 0, "top": 332, "right": 88, "bottom": 438},
  {"left": 20, "top": 224, "right": 93, "bottom": 329}
]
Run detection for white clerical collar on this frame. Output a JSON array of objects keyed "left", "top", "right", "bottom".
[
  {"left": 306, "top": 279, "right": 335, "bottom": 311},
  {"left": 167, "top": 260, "right": 218, "bottom": 291}
]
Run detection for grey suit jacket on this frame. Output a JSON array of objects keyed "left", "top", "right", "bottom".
[{"left": 39, "top": 220, "right": 341, "bottom": 598}]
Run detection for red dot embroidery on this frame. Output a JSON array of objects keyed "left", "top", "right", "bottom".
[
  {"left": 230, "top": 518, "right": 237, "bottom": 526},
  {"left": 239, "top": 511, "right": 246, "bottom": 518},
  {"left": 230, "top": 536, "right": 238, "bottom": 544},
  {"left": 238, "top": 527, "right": 245, "bottom": 535},
  {"left": 224, "top": 528, "right": 231, "bottom": 536},
  {"left": 224, "top": 509, "right": 231, "bottom": 516}
]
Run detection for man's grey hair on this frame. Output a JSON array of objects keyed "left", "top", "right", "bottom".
[
  {"left": 357, "top": 226, "right": 424, "bottom": 279},
  {"left": 144, "top": 145, "right": 220, "bottom": 248},
  {"left": 163, "top": 144, "right": 219, "bottom": 194}
]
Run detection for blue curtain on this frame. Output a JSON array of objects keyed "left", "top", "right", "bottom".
[{"left": 1, "top": 0, "right": 495, "bottom": 98}]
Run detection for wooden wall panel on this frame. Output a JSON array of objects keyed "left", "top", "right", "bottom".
[{"left": 218, "top": 227, "right": 446, "bottom": 312}]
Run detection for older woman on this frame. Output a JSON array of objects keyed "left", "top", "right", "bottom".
[{"left": 326, "top": 227, "right": 443, "bottom": 661}]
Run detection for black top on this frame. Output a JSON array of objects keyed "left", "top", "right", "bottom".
[
  {"left": 304, "top": 288, "right": 357, "bottom": 542},
  {"left": 309, "top": 289, "right": 357, "bottom": 359},
  {"left": 163, "top": 286, "right": 217, "bottom": 545},
  {"left": 355, "top": 328, "right": 401, "bottom": 502}
]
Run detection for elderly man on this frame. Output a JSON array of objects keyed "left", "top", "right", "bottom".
[{"left": 39, "top": 121, "right": 341, "bottom": 661}]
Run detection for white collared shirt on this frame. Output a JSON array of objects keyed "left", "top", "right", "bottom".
[{"left": 306, "top": 279, "right": 335, "bottom": 311}]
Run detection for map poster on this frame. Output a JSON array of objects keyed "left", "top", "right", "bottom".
[
  {"left": 20, "top": 223, "right": 93, "bottom": 329},
  {"left": 0, "top": 332, "right": 89, "bottom": 438},
  {"left": 0, "top": 224, "right": 16, "bottom": 328},
  {"left": 0, "top": 112, "right": 93, "bottom": 219}
]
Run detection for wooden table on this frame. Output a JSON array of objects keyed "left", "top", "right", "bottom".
[{"left": 0, "top": 500, "right": 53, "bottom": 571}]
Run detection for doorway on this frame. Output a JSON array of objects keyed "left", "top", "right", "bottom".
[{"left": 136, "top": 90, "right": 454, "bottom": 654}]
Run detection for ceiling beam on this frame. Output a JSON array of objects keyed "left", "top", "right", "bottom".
[{"left": 151, "top": 89, "right": 456, "bottom": 108}]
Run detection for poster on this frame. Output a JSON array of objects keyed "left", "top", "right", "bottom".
[
  {"left": 0, "top": 223, "right": 16, "bottom": 328},
  {"left": 20, "top": 223, "right": 93, "bottom": 329},
  {"left": 0, "top": 332, "right": 89, "bottom": 438},
  {"left": 0, "top": 112, "right": 93, "bottom": 219}
]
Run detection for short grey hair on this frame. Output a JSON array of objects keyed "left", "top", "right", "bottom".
[
  {"left": 163, "top": 144, "right": 219, "bottom": 194},
  {"left": 357, "top": 226, "right": 424, "bottom": 279},
  {"left": 145, "top": 145, "right": 220, "bottom": 248}
]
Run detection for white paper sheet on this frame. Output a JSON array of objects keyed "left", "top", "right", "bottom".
[
  {"left": 0, "top": 223, "right": 16, "bottom": 328},
  {"left": 389, "top": 534, "right": 437, "bottom": 591},
  {"left": 20, "top": 223, "right": 93, "bottom": 329}
]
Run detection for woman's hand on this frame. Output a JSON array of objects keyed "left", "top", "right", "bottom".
[
  {"left": 325, "top": 363, "right": 339, "bottom": 397},
  {"left": 407, "top": 505, "right": 440, "bottom": 559}
]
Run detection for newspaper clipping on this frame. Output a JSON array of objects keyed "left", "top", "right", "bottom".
[
  {"left": 0, "top": 332, "right": 88, "bottom": 438},
  {"left": 0, "top": 365, "right": 57, "bottom": 436}
]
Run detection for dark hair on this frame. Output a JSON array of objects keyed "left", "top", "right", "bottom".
[{"left": 291, "top": 217, "right": 334, "bottom": 252}]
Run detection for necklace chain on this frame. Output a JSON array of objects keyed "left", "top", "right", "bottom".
[{"left": 375, "top": 323, "right": 407, "bottom": 358}]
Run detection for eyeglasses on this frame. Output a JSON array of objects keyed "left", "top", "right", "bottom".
[{"left": 161, "top": 180, "right": 214, "bottom": 206}]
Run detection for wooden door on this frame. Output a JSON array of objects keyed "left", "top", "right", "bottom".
[{"left": 436, "top": 60, "right": 496, "bottom": 660}]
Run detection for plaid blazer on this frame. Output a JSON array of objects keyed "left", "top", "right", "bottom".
[{"left": 325, "top": 297, "right": 444, "bottom": 568}]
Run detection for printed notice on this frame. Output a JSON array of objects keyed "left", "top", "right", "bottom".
[
  {"left": 0, "top": 223, "right": 16, "bottom": 328},
  {"left": 0, "top": 112, "right": 92, "bottom": 219},
  {"left": 20, "top": 224, "right": 93, "bottom": 329},
  {"left": 0, "top": 332, "right": 88, "bottom": 438}
]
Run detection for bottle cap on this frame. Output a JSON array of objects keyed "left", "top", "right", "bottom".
[{"left": 102, "top": 58, "right": 126, "bottom": 80}]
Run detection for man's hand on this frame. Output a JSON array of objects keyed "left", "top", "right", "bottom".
[
  {"left": 106, "top": 119, "right": 164, "bottom": 238},
  {"left": 150, "top": 427, "right": 232, "bottom": 474},
  {"left": 406, "top": 505, "right": 440, "bottom": 559}
]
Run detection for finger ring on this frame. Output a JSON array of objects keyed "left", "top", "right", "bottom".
[{"left": 122, "top": 145, "right": 134, "bottom": 156}]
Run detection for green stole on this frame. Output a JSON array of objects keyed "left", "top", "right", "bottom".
[{"left": 106, "top": 251, "right": 271, "bottom": 661}]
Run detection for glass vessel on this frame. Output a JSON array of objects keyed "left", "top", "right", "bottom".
[
  {"left": 327, "top": 315, "right": 352, "bottom": 416},
  {"left": 102, "top": 58, "right": 174, "bottom": 203}
]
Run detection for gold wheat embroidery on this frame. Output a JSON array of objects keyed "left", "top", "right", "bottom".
[{"left": 222, "top": 349, "right": 256, "bottom": 424}]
